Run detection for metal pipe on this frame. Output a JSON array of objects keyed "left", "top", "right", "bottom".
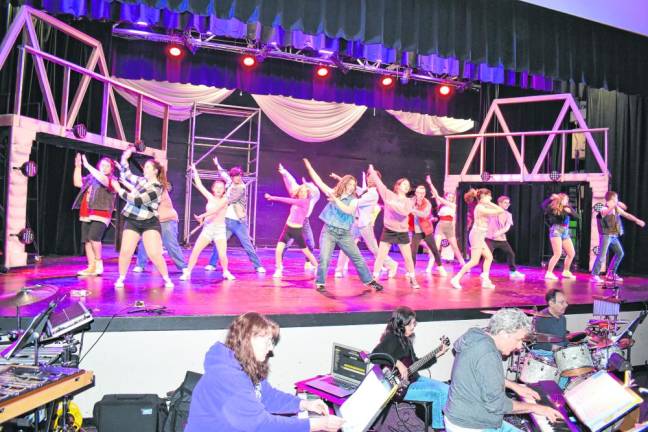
[
  {"left": 60, "top": 67, "right": 70, "bottom": 126},
  {"left": 13, "top": 46, "right": 25, "bottom": 115}
]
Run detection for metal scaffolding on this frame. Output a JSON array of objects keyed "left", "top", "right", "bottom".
[{"left": 183, "top": 102, "right": 262, "bottom": 245}]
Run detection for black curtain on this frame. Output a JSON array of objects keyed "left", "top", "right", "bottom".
[{"left": 586, "top": 88, "right": 648, "bottom": 275}]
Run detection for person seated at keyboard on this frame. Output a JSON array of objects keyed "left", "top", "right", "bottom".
[
  {"left": 445, "top": 308, "right": 562, "bottom": 432},
  {"left": 371, "top": 306, "right": 450, "bottom": 429},
  {"left": 186, "top": 312, "right": 344, "bottom": 432}
]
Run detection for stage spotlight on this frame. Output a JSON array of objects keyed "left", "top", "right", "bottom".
[
  {"left": 481, "top": 171, "right": 491, "bottom": 181},
  {"left": 550, "top": 170, "right": 561, "bottom": 181},
  {"left": 592, "top": 246, "right": 600, "bottom": 255},
  {"left": 438, "top": 85, "right": 452, "bottom": 96},
  {"left": 241, "top": 54, "right": 256, "bottom": 68},
  {"left": 593, "top": 202, "right": 605, "bottom": 212},
  {"left": 315, "top": 65, "right": 330, "bottom": 78},
  {"left": 440, "top": 239, "right": 450, "bottom": 248},
  {"left": 13, "top": 228, "right": 35, "bottom": 245},
  {"left": 166, "top": 45, "right": 184, "bottom": 58},
  {"left": 15, "top": 161, "right": 37, "bottom": 177},
  {"left": 380, "top": 76, "right": 395, "bottom": 88},
  {"left": 71, "top": 123, "right": 87, "bottom": 139}
]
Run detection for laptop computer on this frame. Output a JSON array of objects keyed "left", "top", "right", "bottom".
[{"left": 307, "top": 343, "right": 367, "bottom": 398}]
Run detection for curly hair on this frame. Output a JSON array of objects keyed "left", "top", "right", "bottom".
[
  {"left": 487, "top": 308, "right": 532, "bottom": 336},
  {"left": 225, "top": 312, "right": 280, "bottom": 385},
  {"left": 332, "top": 175, "right": 357, "bottom": 198},
  {"left": 548, "top": 193, "right": 569, "bottom": 215},
  {"left": 381, "top": 306, "right": 416, "bottom": 351}
]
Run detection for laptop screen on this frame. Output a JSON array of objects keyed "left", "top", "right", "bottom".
[{"left": 332, "top": 343, "right": 366, "bottom": 383}]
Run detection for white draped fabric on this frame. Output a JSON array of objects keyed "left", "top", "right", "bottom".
[
  {"left": 112, "top": 78, "right": 234, "bottom": 122},
  {"left": 251, "top": 94, "right": 367, "bottom": 142},
  {"left": 387, "top": 110, "right": 474, "bottom": 135}
]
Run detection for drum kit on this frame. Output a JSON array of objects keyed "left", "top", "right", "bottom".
[{"left": 481, "top": 308, "right": 636, "bottom": 386}]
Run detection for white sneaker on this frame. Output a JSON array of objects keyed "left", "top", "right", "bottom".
[
  {"left": 132, "top": 266, "right": 144, "bottom": 273},
  {"left": 94, "top": 260, "right": 104, "bottom": 276},
  {"left": 591, "top": 275, "right": 604, "bottom": 283},
  {"left": 406, "top": 273, "right": 420, "bottom": 289},
  {"left": 304, "top": 262, "right": 314, "bottom": 271},
  {"left": 180, "top": 268, "right": 191, "bottom": 281},
  {"left": 334, "top": 271, "right": 344, "bottom": 278},
  {"left": 223, "top": 270, "right": 236, "bottom": 280},
  {"left": 163, "top": 277, "right": 174, "bottom": 288},
  {"left": 544, "top": 271, "right": 558, "bottom": 280},
  {"left": 437, "top": 266, "right": 448, "bottom": 277},
  {"left": 482, "top": 278, "right": 496, "bottom": 289},
  {"left": 562, "top": 270, "right": 576, "bottom": 280},
  {"left": 387, "top": 262, "right": 398, "bottom": 278},
  {"left": 273, "top": 268, "right": 283, "bottom": 278},
  {"left": 114, "top": 277, "right": 125, "bottom": 288},
  {"left": 204, "top": 264, "right": 216, "bottom": 271},
  {"left": 256, "top": 267, "right": 267, "bottom": 273},
  {"left": 509, "top": 271, "right": 525, "bottom": 279},
  {"left": 450, "top": 276, "right": 462, "bottom": 289}
]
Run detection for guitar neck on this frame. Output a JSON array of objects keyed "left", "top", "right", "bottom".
[{"left": 407, "top": 345, "right": 442, "bottom": 377}]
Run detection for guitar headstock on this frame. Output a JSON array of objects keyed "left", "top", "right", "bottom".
[{"left": 440, "top": 335, "right": 450, "bottom": 347}]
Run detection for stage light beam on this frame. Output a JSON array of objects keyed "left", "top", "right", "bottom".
[
  {"left": 166, "top": 45, "right": 183, "bottom": 58},
  {"left": 380, "top": 76, "right": 394, "bottom": 88},
  {"left": 241, "top": 54, "right": 257, "bottom": 68},
  {"left": 315, "top": 66, "right": 330, "bottom": 78},
  {"left": 438, "top": 85, "right": 451, "bottom": 96}
]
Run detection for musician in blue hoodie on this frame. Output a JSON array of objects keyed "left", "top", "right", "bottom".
[{"left": 186, "top": 312, "right": 344, "bottom": 432}]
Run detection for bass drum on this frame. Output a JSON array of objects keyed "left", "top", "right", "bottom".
[
  {"left": 519, "top": 355, "right": 560, "bottom": 384},
  {"left": 591, "top": 345, "right": 625, "bottom": 370}
]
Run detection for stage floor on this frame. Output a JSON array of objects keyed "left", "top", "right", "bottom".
[{"left": 1, "top": 248, "right": 647, "bottom": 330}]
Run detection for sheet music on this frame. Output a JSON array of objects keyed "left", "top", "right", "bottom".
[
  {"left": 339, "top": 368, "right": 396, "bottom": 432},
  {"left": 565, "top": 371, "right": 642, "bottom": 432}
]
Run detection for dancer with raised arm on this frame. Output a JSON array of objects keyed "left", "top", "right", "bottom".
[
  {"left": 181, "top": 165, "right": 233, "bottom": 281},
  {"left": 542, "top": 193, "right": 579, "bottom": 280},
  {"left": 429, "top": 182, "right": 465, "bottom": 267},
  {"left": 303, "top": 159, "right": 383, "bottom": 292},
  {"left": 265, "top": 178, "right": 318, "bottom": 278},
  {"left": 72, "top": 153, "right": 117, "bottom": 276},
  {"left": 110, "top": 148, "right": 173, "bottom": 289},
  {"left": 278, "top": 163, "right": 320, "bottom": 269},
  {"left": 205, "top": 157, "right": 266, "bottom": 273},
  {"left": 409, "top": 181, "right": 447, "bottom": 276},
  {"left": 333, "top": 170, "right": 398, "bottom": 278},
  {"left": 591, "top": 191, "right": 645, "bottom": 283},
  {"left": 367, "top": 164, "right": 422, "bottom": 288},
  {"left": 450, "top": 189, "right": 504, "bottom": 289},
  {"left": 485, "top": 196, "right": 525, "bottom": 279}
]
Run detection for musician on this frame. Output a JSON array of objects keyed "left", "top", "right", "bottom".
[
  {"left": 186, "top": 312, "right": 344, "bottom": 432},
  {"left": 371, "top": 306, "right": 450, "bottom": 429},
  {"left": 532, "top": 289, "right": 569, "bottom": 354},
  {"left": 445, "top": 308, "right": 561, "bottom": 432}
]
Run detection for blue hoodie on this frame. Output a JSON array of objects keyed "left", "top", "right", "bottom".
[
  {"left": 185, "top": 342, "right": 310, "bottom": 432},
  {"left": 444, "top": 328, "right": 513, "bottom": 429}
]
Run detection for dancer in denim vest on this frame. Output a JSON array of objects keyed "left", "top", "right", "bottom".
[
  {"left": 541, "top": 193, "right": 579, "bottom": 281},
  {"left": 303, "top": 159, "right": 383, "bottom": 292}
]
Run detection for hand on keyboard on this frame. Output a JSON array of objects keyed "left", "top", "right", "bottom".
[{"left": 533, "top": 404, "right": 564, "bottom": 423}]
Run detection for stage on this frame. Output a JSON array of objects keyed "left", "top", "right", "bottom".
[{"left": 1, "top": 248, "right": 647, "bottom": 331}]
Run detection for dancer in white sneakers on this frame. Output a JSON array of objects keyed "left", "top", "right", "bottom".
[
  {"left": 72, "top": 153, "right": 116, "bottom": 277},
  {"left": 409, "top": 182, "right": 447, "bottom": 276},
  {"left": 333, "top": 170, "right": 398, "bottom": 279},
  {"left": 181, "top": 165, "right": 234, "bottom": 281},
  {"left": 265, "top": 181, "right": 318, "bottom": 278},
  {"left": 368, "top": 165, "right": 421, "bottom": 288},
  {"left": 428, "top": 181, "right": 466, "bottom": 267},
  {"left": 450, "top": 189, "right": 504, "bottom": 289},
  {"left": 541, "top": 193, "right": 578, "bottom": 280},
  {"left": 110, "top": 148, "right": 173, "bottom": 289}
]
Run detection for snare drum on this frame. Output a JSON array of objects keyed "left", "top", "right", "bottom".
[
  {"left": 519, "top": 355, "right": 560, "bottom": 384},
  {"left": 555, "top": 344, "right": 594, "bottom": 377},
  {"left": 591, "top": 345, "right": 625, "bottom": 370}
]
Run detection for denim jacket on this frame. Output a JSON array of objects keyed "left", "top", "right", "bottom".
[{"left": 72, "top": 175, "right": 116, "bottom": 213}]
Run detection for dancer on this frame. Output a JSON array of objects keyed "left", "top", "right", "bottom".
[
  {"left": 485, "top": 196, "right": 525, "bottom": 279},
  {"left": 110, "top": 148, "right": 173, "bottom": 288},
  {"left": 264, "top": 185, "right": 318, "bottom": 278},
  {"left": 72, "top": 153, "right": 117, "bottom": 277},
  {"left": 185, "top": 312, "right": 344, "bottom": 432},
  {"left": 278, "top": 163, "right": 320, "bottom": 269},
  {"left": 333, "top": 170, "right": 398, "bottom": 278},
  {"left": 409, "top": 182, "right": 447, "bottom": 276},
  {"left": 450, "top": 189, "right": 504, "bottom": 289},
  {"left": 133, "top": 181, "right": 187, "bottom": 273},
  {"left": 429, "top": 182, "right": 466, "bottom": 266},
  {"left": 541, "top": 193, "right": 579, "bottom": 280},
  {"left": 205, "top": 157, "right": 266, "bottom": 273},
  {"left": 181, "top": 165, "right": 233, "bottom": 281},
  {"left": 368, "top": 165, "right": 423, "bottom": 288},
  {"left": 591, "top": 191, "right": 645, "bottom": 283},
  {"left": 371, "top": 306, "right": 450, "bottom": 429},
  {"left": 302, "top": 159, "right": 383, "bottom": 292}
]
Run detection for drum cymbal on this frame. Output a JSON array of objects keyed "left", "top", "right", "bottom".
[
  {"left": 527, "top": 332, "right": 564, "bottom": 343},
  {"left": 0, "top": 285, "right": 58, "bottom": 308}
]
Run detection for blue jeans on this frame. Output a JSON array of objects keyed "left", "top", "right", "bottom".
[
  {"left": 136, "top": 220, "right": 186, "bottom": 271},
  {"left": 530, "top": 349, "right": 569, "bottom": 389},
  {"left": 208, "top": 218, "right": 262, "bottom": 269},
  {"left": 591, "top": 235, "right": 624, "bottom": 276},
  {"left": 317, "top": 225, "right": 373, "bottom": 285},
  {"left": 404, "top": 376, "right": 449, "bottom": 429}
]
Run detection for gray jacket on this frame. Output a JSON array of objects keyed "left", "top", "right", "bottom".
[{"left": 444, "top": 328, "right": 513, "bottom": 429}]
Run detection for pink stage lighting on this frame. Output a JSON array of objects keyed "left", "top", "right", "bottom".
[
  {"left": 166, "top": 45, "right": 183, "bottom": 58},
  {"left": 315, "top": 66, "right": 330, "bottom": 78},
  {"left": 438, "top": 85, "right": 452, "bottom": 96},
  {"left": 380, "top": 76, "right": 394, "bottom": 88},
  {"left": 241, "top": 55, "right": 257, "bottom": 68}
]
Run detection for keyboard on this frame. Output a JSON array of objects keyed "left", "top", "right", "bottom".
[{"left": 522, "top": 381, "right": 580, "bottom": 432}]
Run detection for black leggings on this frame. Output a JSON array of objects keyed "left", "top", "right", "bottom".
[
  {"left": 485, "top": 239, "right": 517, "bottom": 271},
  {"left": 410, "top": 232, "right": 442, "bottom": 266}
]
